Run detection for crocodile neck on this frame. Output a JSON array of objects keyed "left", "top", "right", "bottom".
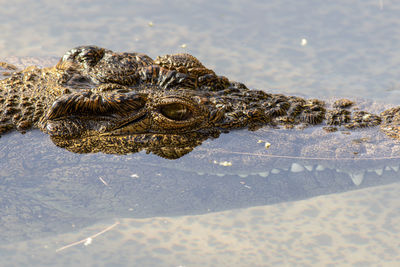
[{"left": 0, "top": 66, "right": 66, "bottom": 134}]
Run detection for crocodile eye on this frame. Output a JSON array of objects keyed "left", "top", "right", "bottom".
[{"left": 159, "top": 103, "right": 192, "bottom": 121}]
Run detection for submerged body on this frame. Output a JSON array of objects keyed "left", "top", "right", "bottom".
[
  {"left": 1, "top": 48, "right": 400, "bottom": 245},
  {"left": 1, "top": 46, "right": 400, "bottom": 158}
]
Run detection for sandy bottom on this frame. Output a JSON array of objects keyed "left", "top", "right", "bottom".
[{"left": 1, "top": 182, "right": 399, "bottom": 267}]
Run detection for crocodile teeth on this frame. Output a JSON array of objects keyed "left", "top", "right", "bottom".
[
  {"left": 271, "top": 169, "right": 280, "bottom": 174},
  {"left": 315, "top": 165, "right": 325, "bottom": 171},
  {"left": 291, "top": 163, "right": 305, "bottom": 173},
  {"left": 349, "top": 171, "right": 365, "bottom": 186},
  {"left": 375, "top": 168, "right": 383, "bottom": 176},
  {"left": 258, "top": 171, "right": 269, "bottom": 177},
  {"left": 216, "top": 173, "right": 225, "bottom": 177},
  {"left": 304, "top": 165, "right": 313, "bottom": 171},
  {"left": 238, "top": 174, "right": 249, "bottom": 178},
  {"left": 391, "top": 165, "right": 399, "bottom": 172}
]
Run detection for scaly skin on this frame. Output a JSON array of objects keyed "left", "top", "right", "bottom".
[{"left": 0, "top": 45, "right": 399, "bottom": 158}]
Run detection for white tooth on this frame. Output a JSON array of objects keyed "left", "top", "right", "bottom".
[
  {"left": 385, "top": 166, "right": 391, "bottom": 171},
  {"left": 291, "top": 163, "right": 305, "bottom": 173},
  {"left": 375, "top": 168, "right": 383, "bottom": 176},
  {"left": 304, "top": 165, "right": 313, "bottom": 171},
  {"left": 349, "top": 171, "right": 365, "bottom": 186},
  {"left": 391, "top": 165, "right": 399, "bottom": 172},
  {"left": 316, "top": 165, "right": 325, "bottom": 171},
  {"left": 258, "top": 171, "right": 269, "bottom": 177},
  {"left": 271, "top": 169, "right": 280, "bottom": 174},
  {"left": 282, "top": 166, "right": 289, "bottom": 171},
  {"left": 238, "top": 174, "right": 248, "bottom": 178},
  {"left": 219, "top": 161, "right": 232, "bottom": 167},
  {"left": 197, "top": 172, "right": 205, "bottom": 175},
  {"left": 216, "top": 173, "right": 225, "bottom": 177}
]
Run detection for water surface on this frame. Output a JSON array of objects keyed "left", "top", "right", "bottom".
[{"left": 1, "top": 0, "right": 400, "bottom": 266}]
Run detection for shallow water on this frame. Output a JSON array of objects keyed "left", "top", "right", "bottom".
[
  {"left": 1, "top": 0, "right": 400, "bottom": 103},
  {"left": 1, "top": 0, "right": 400, "bottom": 266},
  {"left": 3, "top": 183, "right": 400, "bottom": 266}
]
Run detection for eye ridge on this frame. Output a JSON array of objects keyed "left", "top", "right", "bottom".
[{"left": 159, "top": 103, "right": 192, "bottom": 121}]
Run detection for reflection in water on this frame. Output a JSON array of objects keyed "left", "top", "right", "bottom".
[
  {"left": 1, "top": 0, "right": 400, "bottom": 265},
  {"left": 1, "top": 126, "right": 400, "bottom": 246},
  {"left": 50, "top": 132, "right": 212, "bottom": 159}
]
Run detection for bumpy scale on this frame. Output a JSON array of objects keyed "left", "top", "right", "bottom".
[{"left": 0, "top": 45, "right": 398, "bottom": 158}]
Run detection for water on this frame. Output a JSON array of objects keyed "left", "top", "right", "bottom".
[
  {"left": 2, "top": 0, "right": 400, "bottom": 102},
  {"left": 1, "top": 0, "right": 400, "bottom": 266}
]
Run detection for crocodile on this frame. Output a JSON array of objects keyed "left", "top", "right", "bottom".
[
  {"left": 2, "top": 47, "right": 400, "bottom": 246},
  {"left": 1, "top": 45, "right": 400, "bottom": 158}
]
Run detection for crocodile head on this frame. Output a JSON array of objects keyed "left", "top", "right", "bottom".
[
  {"left": 36, "top": 83, "right": 223, "bottom": 158},
  {"left": 37, "top": 82, "right": 264, "bottom": 158},
  {"left": 40, "top": 88, "right": 214, "bottom": 138},
  {"left": 31, "top": 45, "right": 274, "bottom": 157},
  {"left": 0, "top": 45, "right": 397, "bottom": 158}
]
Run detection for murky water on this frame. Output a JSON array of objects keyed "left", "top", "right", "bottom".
[{"left": 1, "top": 0, "right": 400, "bottom": 266}]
